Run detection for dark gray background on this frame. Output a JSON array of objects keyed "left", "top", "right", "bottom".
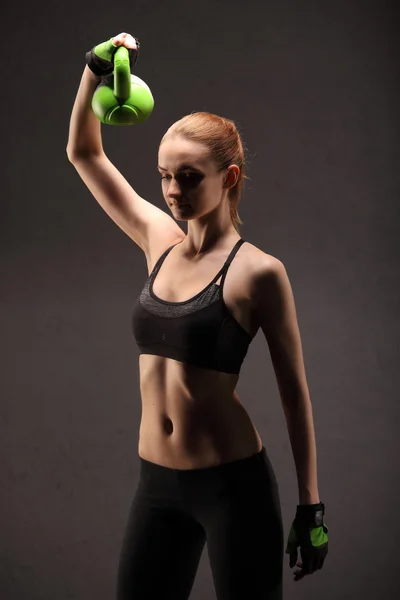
[{"left": 2, "top": 0, "right": 399, "bottom": 598}]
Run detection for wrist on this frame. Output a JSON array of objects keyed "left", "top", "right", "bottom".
[{"left": 85, "top": 64, "right": 101, "bottom": 83}]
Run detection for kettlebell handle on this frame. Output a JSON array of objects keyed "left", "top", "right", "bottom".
[{"left": 113, "top": 45, "right": 131, "bottom": 101}]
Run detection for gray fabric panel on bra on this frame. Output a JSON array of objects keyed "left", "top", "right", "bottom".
[{"left": 139, "top": 279, "right": 220, "bottom": 318}]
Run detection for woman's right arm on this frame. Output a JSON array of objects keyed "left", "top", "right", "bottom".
[
  {"left": 65, "top": 46, "right": 186, "bottom": 255},
  {"left": 66, "top": 65, "right": 103, "bottom": 160}
]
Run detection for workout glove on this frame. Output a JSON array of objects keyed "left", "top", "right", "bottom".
[
  {"left": 285, "top": 501, "right": 329, "bottom": 579},
  {"left": 85, "top": 36, "right": 140, "bottom": 77}
]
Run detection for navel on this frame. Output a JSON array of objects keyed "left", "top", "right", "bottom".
[{"left": 162, "top": 415, "right": 174, "bottom": 435}]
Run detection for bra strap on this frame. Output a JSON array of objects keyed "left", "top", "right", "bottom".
[
  {"left": 219, "top": 238, "right": 246, "bottom": 289},
  {"left": 150, "top": 242, "right": 179, "bottom": 277}
]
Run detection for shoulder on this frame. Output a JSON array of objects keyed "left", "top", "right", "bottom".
[
  {"left": 242, "top": 241, "right": 283, "bottom": 278},
  {"left": 241, "top": 241, "right": 287, "bottom": 308}
]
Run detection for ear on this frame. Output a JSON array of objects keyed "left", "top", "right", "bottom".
[{"left": 224, "top": 165, "right": 240, "bottom": 190}]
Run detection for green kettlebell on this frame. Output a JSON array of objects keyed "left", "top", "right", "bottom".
[{"left": 91, "top": 45, "right": 154, "bottom": 125}]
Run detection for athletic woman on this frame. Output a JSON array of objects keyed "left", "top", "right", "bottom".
[{"left": 67, "top": 31, "right": 328, "bottom": 600}]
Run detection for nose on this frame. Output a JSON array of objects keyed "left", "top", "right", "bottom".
[{"left": 167, "top": 177, "right": 184, "bottom": 200}]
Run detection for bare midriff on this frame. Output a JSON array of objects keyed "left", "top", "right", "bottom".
[{"left": 138, "top": 353, "right": 263, "bottom": 469}]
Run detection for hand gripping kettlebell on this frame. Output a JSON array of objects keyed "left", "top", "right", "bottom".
[{"left": 91, "top": 45, "right": 154, "bottom": 125}]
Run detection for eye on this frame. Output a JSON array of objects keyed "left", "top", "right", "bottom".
[
  {"left": 160, "top": 173, "right": 198, "bottom": 181},
  {"left": 161, "top": 173, "right": 191, "bottom": 179}
]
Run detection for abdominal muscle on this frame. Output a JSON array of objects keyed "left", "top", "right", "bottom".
[{"left": 137, "top": 353, "right": 263, "bottom": 469}]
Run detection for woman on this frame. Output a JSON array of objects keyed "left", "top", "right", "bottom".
[{"left": 67, "top": 32, "right": 328, "bottom": 600}]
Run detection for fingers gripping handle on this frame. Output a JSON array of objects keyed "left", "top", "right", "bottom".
[{"left": 85, "top": 36, "right": 140, "bottom": 77}]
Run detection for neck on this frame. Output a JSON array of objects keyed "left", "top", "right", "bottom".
[{"left": 179, "top": 230, "right": 241, "bottom": 260}]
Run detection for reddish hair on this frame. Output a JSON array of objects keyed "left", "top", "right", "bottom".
[{"left": 160, "top": 112, "right": 250, "bottom": 233}]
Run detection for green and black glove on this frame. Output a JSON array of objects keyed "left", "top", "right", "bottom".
[
  {"left": 85, "top": 36, "right": 140, "bottom": 77},
  {"left": 285, "top": 501, "right": 329, "bottom": 580}
]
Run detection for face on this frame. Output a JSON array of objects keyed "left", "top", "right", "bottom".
[{"left": 158, "top": 137, "right": 237, "bottom": 220}]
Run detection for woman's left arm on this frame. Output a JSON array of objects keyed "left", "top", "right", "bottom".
[{"left": 252, "top": 258, "right": 320, "bottom": 505}]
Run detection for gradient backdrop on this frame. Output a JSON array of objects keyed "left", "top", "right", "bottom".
[{"left": 1, "top": 1, "right": 399, "bottom": 598}]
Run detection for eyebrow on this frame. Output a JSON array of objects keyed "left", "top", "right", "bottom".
[{"left": 158, "top": 164, "right": 203, "bottom": 172}]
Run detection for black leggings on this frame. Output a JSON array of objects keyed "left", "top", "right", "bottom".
[{"left": 116, "top": 446, "right": 284, "bottom": 600}]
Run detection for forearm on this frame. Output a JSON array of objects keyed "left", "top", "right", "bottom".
[
  {"left": 66, "top": 65, "right": 104, "bottom": 159},
  {"left": 282, "top": 397, "right": 320, "bottom": 505}
]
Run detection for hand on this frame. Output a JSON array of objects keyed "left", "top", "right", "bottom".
[
  {"left": 85, "top": 32, "right": 140, "bottom": 77},
  {"left": 289, "top": 545, "right": 325, "bottom": 582},
  {"left": 111, "top": 32, "right": 138, "bottom": 51},
  {"left": 285, "top": 502, "right": 329, "bottom": 582}
]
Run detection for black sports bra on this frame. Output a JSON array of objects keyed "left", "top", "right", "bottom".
[{"left": 131, "top": 238, "right": 254, "bottom": 374}]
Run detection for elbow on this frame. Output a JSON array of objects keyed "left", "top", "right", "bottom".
[
  {"left": 66, "top": 147, "right": 103, "bottom": 162},
  {"left": 66, "top": 147, "right": 77, "bottom": 162}
]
